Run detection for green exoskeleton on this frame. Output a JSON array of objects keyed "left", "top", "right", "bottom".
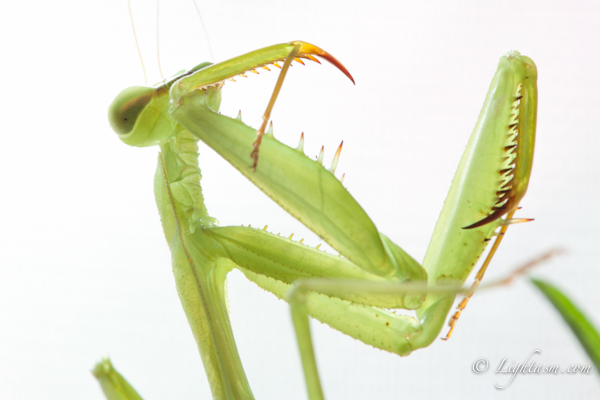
[{"left": 104, "top": 41, "right": 537, "bottom": 400}]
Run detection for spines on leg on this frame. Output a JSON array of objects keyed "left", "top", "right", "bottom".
[
  {"left": 417, "top": 51, "right": 537, "bottom": 318},
  {"left": 172, "top": 92, "right": 426, "bottom": 282}
]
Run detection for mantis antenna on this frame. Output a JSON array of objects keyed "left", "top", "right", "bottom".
[
  {"left": 131, "top": 0, "right": 214, "bottom": 83},
  {"left": 156, "top": 0, "right": 164, "bottom": 80},
  {"left": 191, "top": 0, "right": 215, "bottom": 62},
  {"left": 157, "top": 0, "right": 214, "bottom": 80},
  {"left": 127, "top": 0, "right": 147, "bottom": 85}
]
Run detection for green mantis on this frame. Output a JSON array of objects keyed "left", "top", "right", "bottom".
[{"left": 105, "top": 41, "right": 537, "bottom": 400}]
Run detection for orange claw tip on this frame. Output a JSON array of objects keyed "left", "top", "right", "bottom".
[{"left": 290, "top": 41, "right": 355, "bottom": 84}]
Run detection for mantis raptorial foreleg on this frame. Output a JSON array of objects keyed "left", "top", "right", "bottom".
[{"left": 107, "top": 41, "right": 537, "bottom": 400}]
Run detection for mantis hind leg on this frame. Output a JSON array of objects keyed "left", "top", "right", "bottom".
[
  {"left": 204, "top": 225, "right": 451, "bottom": 399},
  {"left": 283, "top": 279, "right": 455, "bottom": 400}
]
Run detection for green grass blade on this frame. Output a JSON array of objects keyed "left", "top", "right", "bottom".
[{"left": 531, "top": 278, "right": 600, "bottom": 373}]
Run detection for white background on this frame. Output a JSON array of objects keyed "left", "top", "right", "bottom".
[{"left": 1, "top": 0, "right": 599, "bottom": 399}]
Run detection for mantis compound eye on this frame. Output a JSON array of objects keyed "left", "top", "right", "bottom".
[{"left": 108, "top": 86, "right": 156, "bottom": 135}]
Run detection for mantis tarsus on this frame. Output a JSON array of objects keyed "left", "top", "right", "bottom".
[{"left": 102, "top": 41, "right": 537, "bottom": 400}]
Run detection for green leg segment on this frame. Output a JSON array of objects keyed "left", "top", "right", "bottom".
[
  {"left": 171, "top": 92, "right": 425, "bottom": 283},
  {"left": 285, "top": 279, "right": 455, "bottom": 400}
]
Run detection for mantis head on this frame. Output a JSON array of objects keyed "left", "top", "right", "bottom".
[
  {"left": 108, "top": 86, "right": 156, "bottom": 136},
  {"left": 108, "top": 62, "right": 218, "bottom": 148}
]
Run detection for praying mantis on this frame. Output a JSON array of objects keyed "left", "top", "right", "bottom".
[{"left": 100, "top": 39, "right": 537, "bottom": 400}]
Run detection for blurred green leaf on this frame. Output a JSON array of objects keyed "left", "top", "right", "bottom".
[
  {"left": 531, "top": 278, "right": 600, "bottom": 374},
  {"left": 92, "top": 358, "right": 144, "bottom": 400}
]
